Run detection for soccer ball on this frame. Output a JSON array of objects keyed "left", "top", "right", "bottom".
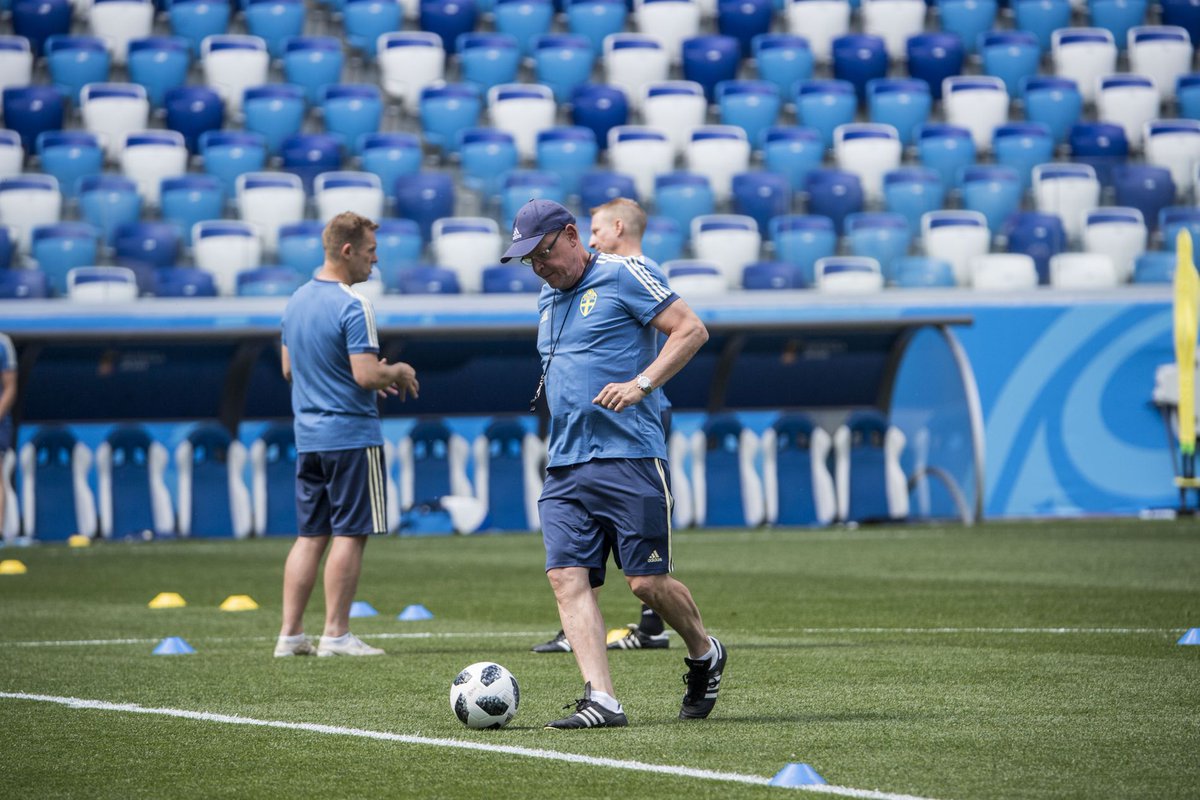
[{"left": 450, "top": 662, "right": 520, "bottom": 729}]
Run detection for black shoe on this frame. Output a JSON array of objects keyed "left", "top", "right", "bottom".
[
  {"left": 531, "top": 629, "right": 572, "bottom": 653},
  {"left": 545, "top": 682, "right": 629, "bottom": 729},
  {"left": 607, "top": 623, "right": 670, "bottom": 650},
  {"left": 679, "top": 637, "right": 726, "bottom": 720}
]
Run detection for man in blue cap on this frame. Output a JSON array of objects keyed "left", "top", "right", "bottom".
[{"left": 503, "top": 198, "right": 727, "bottom": 729}]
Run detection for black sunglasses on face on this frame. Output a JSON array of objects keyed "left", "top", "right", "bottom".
[{"left": 521, "top": 229, "right": 563, "bottom": 267}]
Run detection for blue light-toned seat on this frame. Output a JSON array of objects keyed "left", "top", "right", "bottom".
[
  {"left": 960, "top": 164, "right": 1023, "bottom": 232},
  {"left": 168, "top": 0, "right": 230, "bottom": 56},
  {"left": 643, "top": 215, "right": 685, "bottom": 263},
  {"left": 992, "top": 122, "right": 1054, "bottom": 193},
  {"left": 44, "top": 36, "right": 111, "bottom": 104},
  {"left": 19, "top": 427, "right": 97, "bottom": 542},
  {"left": 916, "top": 123, "right": 976, "bottom": 194},
  {"left": 833, "top": 409, "right": 909, "bottom": 522},
  {"left": 866, "top": 78, "right": 931, "bottom": 146},
  {"left": 1020, "top": 76, "right": 1083, "bottom": 146},
  {"left": 499, "top": 170, "right": 564, "bottom": 232},
  {"left": 688, "top": 414, "right": 765, "bottom": 527},
  {"left": 752, "top": 33, "right": 814, "bottom": 98},
  {"left": 419, "top": 83, "right": 481, "bottom": 155},
  {"left": 456, "top": 33, "right": 520, "bottom": 94},
  {"left": 237, "top": 266, "right": 303, "bottom": 296},
  {"left": 249, "top": 423, "right": 298, "bottom": 536},
  {"left": 282, "top": 36, "right": 344, "bottom": 106},
  {"left": 126, "top": 37, "right": 191, "bottom": 110},
  {"left": 244, "top": 0, "right": 306, "bottom": 58},
  {"left": 567, "top": 0, "right": 627, "bottom": 56},
  {"left": 845, "top": 211, "right": 911, "bottom": 281},
  {"left": 536, "top": 126, "right": 598, "bottom": 200},
  {"left": 78, "top": 175, "right": 141, "bottom": 246},
  {"left": 762, "top": 413, "right": 835, "bottom": 525},
  {"left": 762, "top": 126, "right": 824, "bottom": 193},
  {"left": 472, "top": 419, "right": 544, "bottom": 531},
  {"left": 396, "top": 264, "right": 462, "bottom": 294},
  {"left": 199, "top": 130, "right": 268, "bottom": 198},
  {"left": 770, "top": 214, "right": 836, "bottom": 285},
  {"left": 175, "top": 424, "right": 252, "bottom": 538},
  {"left": 891, "top": 255, "right": 957, "bottom": 287},
  {"left": 794, "top": 79, "right": 856, "bottom": 147},
  {"left": 31, "top": 222, "right": 99, "bottom": 296},
  {"left": 343, "top": 0, "right": 402, "bottom": 58},
  {"left": 482, "top": 263, "right": 543, "bottom": 292},
  {"left": 96, "top": 425, "right": 174, "bottom": 539},
  {"left": 243, "top": 85, "right": 305, "bottom": 158},
  {"left": 36, "top": 131, "right": 102, "bottom": 200},
  {"left": 980, "top": 30, "right": 1040, "bottom": 95}
]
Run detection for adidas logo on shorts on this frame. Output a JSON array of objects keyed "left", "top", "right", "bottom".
[{"left": 647, "top": 550, "right": 662, "bottom": 563}]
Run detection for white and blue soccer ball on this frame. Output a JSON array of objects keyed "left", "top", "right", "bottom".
[{"left": 450, "top": 662, "right": 520, "bottom": 729}]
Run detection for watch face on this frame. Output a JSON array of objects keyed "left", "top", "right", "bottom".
[{"left": 637, "top": 376, "right": 652, "bottom": 392}]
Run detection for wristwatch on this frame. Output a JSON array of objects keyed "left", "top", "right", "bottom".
[{"left": 636, "top": 374, "right": 654, "bottom": 394}]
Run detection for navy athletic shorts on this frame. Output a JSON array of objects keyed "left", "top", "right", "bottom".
[
  {"left": 296, "top": 445, "right": 387, "bottom": 536},
  {"left": 0, "top": 416, "right": 10, "bottom": 453},
  {"left": 539, "top": 457, "right": 673, "bottom": 588}
]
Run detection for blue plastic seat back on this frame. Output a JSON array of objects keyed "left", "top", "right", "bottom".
[
  {"left": 1161, "top": 0, "right": 1200, "bottom": 48},
  {"left": 980, "top": 30, "right": 1040, "bottom": 95},
  {"left": 804, "top": 169, "right": 863, "bottom": 235},
  {"left": 566, "top": 0, "right": 627, "bottom": 56},
  {"left": 0, "top": 267, "right": 48, "bottom": 298},
  {"left": 891, "top": 255, "right": 957, "bottom": 287},
  {"left": 992, "top": 122, "right": 1054, "bottom": 193},
  {"left": 716, "top": 79, "right": 782, "bottom": 147},
  {"left": 280, "top": 133, "right": 343, "bottom": 193},
  {"left": 681, "top": 35, "right": 741, "bottom": 102},
  {"left": 31, "top": 222, "right": 99, "bottom": 296},
  {"left": 458, "top": 128, "right": 519, "bottom": 199},
  {"left": 1013, "top": 0, "right": 1071, "bottom": 50},
  {"left": 200, "top": 130, "right": 269, "bottom": 197},
  {"left": 769, "top": 214, "right": 836, "bottom": 286},
  {"left": 1132, "top": 250, "right": 1175, "bottom": 283},
  {"left": 1112, "top": 164, "right": 1175, "bottom": 230},
  {"left": 495, "top": 0, "right": 555, "bottom": 56},
  {"left": 482, "top": 263, "right": 543, "bottom": 292},
  {"left": 36, "top": 131, "right": 103, "bottom": 200},
  {"left": 277, "top": 220, "right": 327, "bottom": 274},
  {"left": 456, "top": 33, "right": 521, "bottom": 93},
  {"left": 772, "top": 413, "right": 821, "bottom": 524},
  {"left": 160, "top": 175, "right": 224, "bottom": 247},
  {"left": 845, "top": 211, "right": 912, "bottom": 281},
  {"left": 184, "top": 425, "right": 237, "bottom": 537},
  {"left": 532, "top": 34, "right": 596, "bottom": 103},
  {"left": 731, "top": 171, "right": 791, "bottom": 233},
  {"left": 154, "top": 266, "right": 217, "bottom": 296},
  {"left": 702, "top": 415, "right": 749, "bottom": 527},
  {"left": 482, "top": 419, "right": 534, "bottom": 530},
  {"left": 571, "top": 83, "right": 629, "bottom": 151},
  {"left": 866, "top": 78, "right": 931, "bottom": 146},
  {"left": 933, "top": 0, "right": 994, "bottom": 56},
  {"left": 1090, "top": 0, "right": 1148, "bottom": 49},
  {"left": 321, "top": 84, "right": 383, "bottom": 155},
  {"left": 168, "top": 0, "right": 232, "bottom": 56},
  {"left": 13, "top": 0, "right": 72, "bottom": 57},
  {"left": 78, "top": 175, "right": 143, "bottom": 246},
  {"left": 1001, "top": 211, "right": 1065, "bottom": 283},
  {"left": 643, "top": 216, "right": 685, "bottom": 263},
  {"left": 375, "top": 218, "right": 424, "bottom": 287},
  {"left": 831, "top": 33, "right": 888, "bottom": 101},
  {"left": 906, "top": 31, "right": 966, "bottom": 98},
  {"left": 500, "top": 170, "right": 564, "bottom": 232},
  {"left": 653, "top": 172, "right": 714, "bottom": 234},
  {"left": 45, "top": 35, "right": 112, "bottom": 103},
  {"left": 960, "top": 165, "right": 1023, "bottom": 232},
  {"left": 1020, "top": 76, "right": 1083, "bottom": 145},
  {"left": 842, "top": 410, "right": 892, "bottom": 522},
  {"left": 283, "top": 36, "right": 344, "bottom": 105},
  {"left": 29, "top": 427, "right": 84, "bottom": 541},
  {"left": 742, "top": 259, "right": 807, "bottom": 289},
  {"left": 718, "top": 0, "right": 773, "bottom": 57},
  {"left": 360, "top": 132, "right": 423, "bottom": 201},
  {"left": 1160, "top": 206, "right": 1200, "bottom": 251},
  {"left": 916, "top": 123, "right": 976, "bottom": 194},
  {"left": 237, "top": 266, "right": 303, "bottom": 296},
  {"left": 2, "top": 85, "right": 65, "bottom": 151},
  {"left": 762, "top": 126, "right": 823, "bottom": 193},
  {"left": 343, "top": 0, "right": 402, "bottom": 56},
  {"left": 535, "top": 125, "right": 599, "bottom": 199},
  {"left": 114, "top": 221, "right": 183, "bottom": 271},
  {"left": 422, "top": 0, "right": 479, "bottom": 54},
  {"left": 408, "top": 419, "right": 455, "bottom": 505},
  {"left": 882, "top": 167, "right": 946, "bottom": 237},
  {"left": 104, "top": 426, "right": 158, "bottom": 538},
  {"left": 0, "top": 226, "right": 11, "bottom": 269},
  {"left": 243, "top": 84, "right": 306, "bottom": 157},
  {"left": 579, "top": 170, "right": 637, "bottom": 210},
  {"left": 794, "top": 79, "right": 857, "bottom": 147},
  {"left": 1178, "top": 74, "right": 1200, "bottom": 120},
  {"left": 752, "top": 34, "right": 814, "bottom": 99},
  {"left": 245, "top": 0, "right": 306, "bottom": 58},
  {"left": 254, "top": 423, "right": 298, "bottom": 535},
  {"left": 419, "top": 83, "right": 482, "bottom": 154},
  {"left": 127, "top": 37, "right": 190, "bottom": 108},
  {"left": 395, "top": 172, "right": 456, "bottom": 241},
  {"left": 1068, "top": 121, "right": 1129, "bottom": 187},
  {"left": 164, "top": 85, "right": 225, "bottom": 153}
]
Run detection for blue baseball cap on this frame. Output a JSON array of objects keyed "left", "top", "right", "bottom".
[{"left": 500, "top": 199, "right": 576, "bottom": 262}]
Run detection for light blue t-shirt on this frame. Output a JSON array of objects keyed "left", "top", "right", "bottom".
[
  {"left": 281, "top": 279, "right": 383, "bottom": 453},
  {"left": 537, "top": 253, "right": 678, "bottom": 468}
]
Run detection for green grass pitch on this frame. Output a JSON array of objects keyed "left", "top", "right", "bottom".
[{"left": 1, "top": 520, "right": 1197, "bottom": 799}]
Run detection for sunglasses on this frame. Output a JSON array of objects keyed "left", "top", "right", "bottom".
[{"left": 520, "top": 229, "right": 563, "bottom": 267}]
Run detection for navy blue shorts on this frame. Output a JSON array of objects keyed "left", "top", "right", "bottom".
[
  {"left": 539, "top": 457, "right": 673, "bottom": 588},
  {"left": 296, "top": 446, "right": 387, "bottom": 537},
  {"left": 0, "top": 417, "right": 11, "bottom": 453}
]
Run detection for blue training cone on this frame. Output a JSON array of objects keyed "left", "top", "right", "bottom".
[
  {"left": 397, "top": 603, "right": 433, "bottom": 621},
  {"left": 349, "top": 601, "right": 379, "bottom": 618},
  {"left": 1178, "top": 627, "right": 1200, "bottom": 645},
  {"left": 769, "top": 763, "right": 827, "bottom": 787},
  {"left": 152, "top": 636, "right": 196, "bottom": 655}
]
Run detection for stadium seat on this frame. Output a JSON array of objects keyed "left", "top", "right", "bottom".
[
  {"left": 1020, "top": 76, "right": 1083, "bottom": 146},
  {"left": 1051, "top": 28, "right": 1116, "bottom": 103},
  {"left": 201, "top": 35, "right": 269, "bottom": 114},
  {"left": 665, "top": 259, "right": 727, "bottom": 296},
  {"left": 833, "top": 409, "right": 908, "bottom": 522},
  {"left": 794, "top": 79, "right": 858, "bottom": 148},
  {"left": 458, "top": 128, "right": 519, "bottom": 201},
  {"left": 154, "top": 266, "right": 217, "bottom": 297},
  {"left": 637, "top": 0, "right": 702, "bottom": 65},
  {"left": 35, "top": 131, "right": 101, "bottom": 201},
  {"left": 578, "top": 170, "right": 638, "bottom": 211},
  {"left": 168, "top": 0, "right": 231, "bottom": 57},
  {"left": 942, "top": 75, "right": 1008, "bottom": 153},
  {"left": 1144, "top": 120, "right": 1200, "bottom": 200},
  {"left": 844, "top": 212, "right": 911, "bottom": 281},
  {"left": 1002, "top": 211, "right": 1067, "bottom": 283},
  {"left": 752, "top": 34, "right": 814, "bottom": 99},
  {"left": 1090, "top": 0, "right": 1147, "bottom": 50},
  {"left": 282, "top": 37, "right": 344, "bottom": 106},
  {"left": 244, "top": 0, "right": 306, "bottom": 58},
  {"left": 0, "top": 174, "right": 61, "bottom": 252},
  {"left": 1095, "top": 75, "right": 1158, "bottom": 150},
  {"left": 716, "top": 80, "right": 782, "bottom": 148},
  {"left": 0, "top": 35, "right": 33, "bottom": 93},
  {"left": 192, "top": 220, "right": 264, "bottom": 295},
  {"left": 44, "top": 36, "right": 110, "bottom": 104},
  {"left": 1112, "top": 164, "right": 1176, "bottom": 229},
  {"left": 861, "top": 0, "right": 925, "bottom": 59},
  {"left": 243, "top": 85, "right": 305, "bottom": 158},
  {"left": 199, "top": 131, "right": 268, "bottom": 198},
  {"left": 980, "top": 30, "right": 1041, "bottom": 95},
  {"left": 831, "top": 33, "right": 889, "bottom": 101},
  {"left": 642, "top": 80, "right": 707, "bottom": 156},
  {"left": 236, "top": 172, "right": 305, "bottom": 254},
  {"left": 81, "top": 83, "right": 150, "bottom": 162},
  {"left": 494, "top": 0, "right": 555, "bottom": 57},
  {"left": 915, "top": 124, "right": 976, "bottom": 194},
  {"left": 1014, "top": 0, "right": 1071, "bottom": 51},
  {"left": 119, "top": 130, "right": 188, "bottom": 207},
  {"left": 1049, "top": 251, "right": 1119, "bottom": 287},
  {"left": 961, "top": 165, "right": 1023, "bottom": 232},
  {"left": 419, "top": 83, "right": 481, "bottom": 155},
  {"left": 249, "top": 423, "right": 298, "bottom": 536},
  {"left": 865, "top": 79, "right": 931, "bottom": 147},
  {"left": 882, "top": 167, "right": 947, "bottom": 238},
  {"left": 681, "top": 35, "right": 740, "bottom": 102},
  {"left": 499, "top": 170, "right": 565, "bottom": 232},
  {"left": 431, "top": 217, "right": 500, "bottom": 292},
  {"left": 277, "top": 220, "right": 328, "bottom": 275},
  {"left": 571, "top": 84, "right": 631, "bottom": 156},
  {"left": 343, "top": 0, "right": 402, "bottom": 58},
  {"left": 1068, "top": 122, "right": 1129, "bottom": 187},
  {"left": 891, "top": 255, "right": 957, "bottom": 287},
  {"left": 237, "top": 266, "right": 303, "bottom": 296},
  {"left": 471, "top": 419, "right": 543, "bottom": 531},
  {"left": 397, "top": 419, "right": 473, "bottom": 530},
  {"left": 0, "top": 226, "right": 12, "bottom": 270},
  {"left": 718, "top": 0, "right": 772, "bottom": 56},
  {"left": 95, "top": 426, "right": 173, "bottom": 539},
  {"left": 784, "top": 0, "right": 850, "bottom": 62},
  {"left": 358, "top": 133, "right": 422, "bottom": 207},
  {"left": 0, "top": 268, "right": 48, "bottom": 298},
  {"left": 761, "top": 126, "right": 824, "bottom": 194},
  {"left": 0, "top": 130, "right": 22, "bottom": 179},
  {"left": 567, "top": 0, "right": 627, "bottom": 56},
  {"left": 164, "top": 86, "right": 224, "bottom": 154},
  {"left": 30, "top": 222, "right": 99, "bottom": 296},
  {"left": 770, "top": 214, "right": 837, "bottom": 285},
  {"left": 906, "top": 31, "right": 965, "bottom": 99},
  {"left": 1032, "top": 162, "right": 1101, "bottom": 240},
  {"left": 89, "top": 0, "right": 153, "bottom": 66},
  {"left": 730, "top": 171, "right": 791, "bottom": 235},
  {"left": 321, "top": 84, "right": 383, "bottom": 156},
  {"left": 19, "top": 427, "right": 97, "bottom": 541},
  {"left": 66, "top": 265, "right": 139, "bottom": 302},
  {"left": 113, "top": 221, "right": 182, "bottom": 271},
  {"left": 421, "top": 0, "right": 478, "bottom": 56},
  {"left": 968, "top": 252, "right": 1038, "bottom": 289},
  {"left": 456, "top": 33, "right": 521, "bottom": 95},
  {"left": 1083, "top": 206, "right": 1145, "bottom": 281},
  {"left": 12, "top": 0, "right": 70, "bottom": 59},
  {"left": 1132, "top": 250, "right": 1174, "bottom": 283},
  {"left": 77, "top": 175, "right": 141, "bottom": 246},
  {"left": 921, "top": 209, "right": 990, "bottom": 285},
  {"left": 2, "top": 85, "right": 65, "bottom": 154},
  {"left": 688, "top": 414, "right": 765, "bottom": 527},
  {"left": 488, "top": 83, "right": 557, "bottom": 161},
  {"left": 804, "top": 168, "right": 864, "bottom": 235},
  {"left": 604, "top": 33, "right": 672, "bottom": 110},
  {"left": 532, "top": 34, "right": 595, "bottom": 104},
  {"left": 1162, "top": 206, "right": 1200, "bottom": 253},
  {"left": 992, "top": 122, "right": 1055, "bottom": 193},
  {"left": 482, "top": 263, "right": 543, "bottom": 292},
  {"left": 814, "top": 255, "right": 885, "bottom": 293},
  {"left": 761, "top": 413, "right": 835, "bottom": 525},
  {"left": 279, "top": 132, "right": 341, "bottom": 192},
  {"left": 691, "top": 214, "right": 761, "bottom": 286},
  {"left": 833, "top": 123, "right": 901, "bottom": 204},
  {"left": 1160, "top": 0, "right": 1200, "bottom": 44},
  {"left": 535, "top": 126, "right": 599, "bottom": 200},
  {"left": 934, "top": 0, "right": 994, "bottom": 56},
  {"left": 686, "top": 126, "right": 751, "bottom": 204},
  {"left": 1128, "top": 26, "right": 1191, "bottom": 102},
  {"left": 125, "top": 37, "right": 190, "bottom": 111},
  {"left": 175, "top": 424, "right": 252, "bottom": 538},
  {"left": 642, "top": 215, "right": 686, "bottom": 263},
  {"left": 608, "top": 126, "right": 674, "bottom": 202},
  {"left": 395, "top": 172, "right": 456, "bottom": 241},
  {"left": 742, "top": 259, "right": 807, "bottom": 289}
]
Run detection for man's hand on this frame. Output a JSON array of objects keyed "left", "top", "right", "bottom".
[
  {"left": 379, "top": 358, "right": 419, "bottom": 401},
  {"left": 593, "top": 380, "right": 644, "bottom": 413}
]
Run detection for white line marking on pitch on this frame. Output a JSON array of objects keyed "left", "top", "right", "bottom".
[
  {"left": 0, "top": 692, "right": 945, "bottom": 800},
  {"left": 0, "top": 631, "right": 552, "bottom": 648}
]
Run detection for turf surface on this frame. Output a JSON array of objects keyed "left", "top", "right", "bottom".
[{"left": 1, "top": 520, "right": 1197, "bottom": 799}]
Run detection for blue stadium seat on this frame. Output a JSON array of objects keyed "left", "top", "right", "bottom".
[
  {"left": 891, "top": 255, "right": 957, "bottom": 287},
  {"left": 154, "top": 266, "right": 217, "bottom": 296},
  {"left": 681, "top": 35, "right": 741, "bottom": 102},
  {"left": 933, "top": 0, "right": 993, "bottom": 55},
  {"left": 980, "top": 30, "right": 1040, "bottom": 95},
  {"left": 532, "top": 34, "right": 595, "bottom": 103},
  {"left": 114, "top": 221, "right": 183, "bottom": 270},
  {"left": 1090, "top": 0, "right": 1147, "bottom": 50},
  {"left": 916, "top": 123, "right": 976, "bottom": 194},
  {"left": 19, "top": 426, "right": 97, "bottom": 541},
  {"left": 762, "top": 126, "right": 824, "bottom": 193},
  {"left": 175, "top": 424, "right": 252, "bottom": 538},
  {"left": 164, "top": 85, "right": 224, "bottom": 154},
  {"left": 1132, "top": 250, "right": 1174, "bottom": 283},
  {"left": 834, "top": 409, "right": 908, "bottom": 522},
  {"left": 566, "top": 0, "right": 627, "bottom": 56},
  {"left": 794, "top": 79, "right": 857, "bottom": 147},
  {"left": 44, "top": 36, "right": 111, "bottom": 104},
  {"left": 343, "top": 0, "right": 402, "bottom": 57},
  {"left": 906, "top": 31, "right": 966, "bottom": 98},
  {"left": 1002, "top": 211, "right": 1066, "bottom": 284},
  {"left": 360, "top": 132, "right": 422, "bottom": 205},
  {"left": 397, "top": 418, "right": 472, "bottom": 533},
  {"left": 375, "top": 218, "right": 424, "bottom": 287},
  {"left": 30, "top": 222, "right": 100, "bottom": 296},
  {"left": 718, "top": 0, "right": 773, "bottom": 56},
  {"left": 866, "top": 78, "right": 931, "bottom": 146},
  {"left": 36, "top": 131, "right": 102, "bottom": 200},
  {"left": 570, "top": 83, "right": 629, "bottom": 151},
  {"left": 1112, "top": 164, "right": 1175, "bottom": 230},
  {"left": 0, "top": 267, "right": 48, "bottom": 298},
  {"left": 0, "top": 226, "right": 14, "bottom": 269},
  {"left": 536, "top": 126, "right": 598, "bottom": 199},
  {"left": 321, "top": 84, "right": 383, "bottom": 155},
  {"left": 482, "top": 263, "right": 543, "bottom": 292},
  {"left": 761, "top": 413, "right": 835, "bottom": 525},
  {"left": 397, "top": 264, "right": 462, "bottom": 294},
  {"left": 1159, "top": 206, "right": 1200, "bottom": 250},
  {"left": 961, "top": 165, "right": 1023, "bottom": 232},
  {"left": 199, "top": 130, "right": 268, "bottom": 198},
  {"left": 2, "top": 85, "right": 64, "bottom": 152},
  {"left": 126, "top": 37, "right": 190, "bottom": 109},
  {"left": 12, "top": 0, "right": 71, "bottom": 57},
  {"left": 831, "top": 33, "right": 888, "bottom": 100},
  {"left": 237, "top": 266, "right": 303, "bottom": 296},
  {"left": 1160, "top": 0, "right": 1200, "bottom": 48},
  {"left": 395, "top": 172, "right": 456, "bottom": 241},
  {"left": 456, "top": 33, "right": 521, "bottom": 94},
  {"left": 1020, "top": 76, "right": 1083, "bottom": 146},
  {"left": 1014, "top": 0, "right": 1072, "bottom": 51},
  {"left": 243, "top": 84, "right": 305, "bottom": 157},
  {"left": 458, "top": 128, "right": 519, "bottom": 201},
  {"left": 279, "top": 132, "right": 342, "bottom": 193},
  {"left": 473, "top": 419, "right": 542, "bottom": 530},
  {"left": 752, "top": 33, "right": 814, "bottom": 99},
  {"left": 1069, "top": 122, "right": 1129, "bottom": 188},
  {"left": 642, "top": 215, "right": 685, "bottom": 263},
  {"left": 499, "top": 170, "right": 565, "bottom": 232},
  {"left": 277, "top": 220, "right": 327, "bottom": 274},
  {"left": 494, "top": 0, "right": 554, "bottom": 57},
  {"left": 78, "top": 175, "right": 142, "bottom": 246},
  {"left": 844, "top": 211, "right": 911, "bottom": 281},
  {"left": 168, "top": 0, "right": 231, "bottom": 56},
  {"left": 992, "top": 122, "right": 1055, "bottom": 193},
  {"left": 804, "top": 169, "right": 863, "bottom": 235},
  {"left": 422, "top": 0, "right": 479, "bottom": 55},
  {"left": 742, "top": 259, "right": 807, "bottom": 289},
  {"left": 652, "top": 172, "right": 713, "bottom": 234},
  {"left": 716, "top": 80, "right": 781, "bottom": 147},
  {"left": 731, "top": 171, "right": 791, "bottom": 234},
  {"left": 770, "top": 214, "right": 837, "bottom": 285},
  {"left": 282, "top": 36, "right": 344, "bottom": 106},
  {"left": 244, "top": 0, "right": 305, "bottom": 58},
  {"left": 249, "top": 423, "right": 297, "bottom": 536},
  {"left": 579, "top": 170, "right": 637, "bottom": 210},
  {"left": 96, "top": 425, "right": 173, "bottom": 539},
  {"left": 690, "top": 414, "right": 765, "bottom": 527},
  {"left": 419, "top": 83, "right": 481, "bottom": 154},
  {"left": 883, "top": 166, "right": 946, "bottom": 236}
]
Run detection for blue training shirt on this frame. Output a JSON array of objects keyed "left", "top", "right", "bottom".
[
  {"left": 282, "top": 279, "right": 384, "bottom": 453},
  {"left": 538, "top": 253, "right": 678, "bottom": 468}
]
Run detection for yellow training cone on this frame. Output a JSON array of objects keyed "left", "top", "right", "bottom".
[
  {"left": 0, "top": 559, "right": 27, "bottom": 575},
  {"left": 148, "top": 592, "right": 187, "bottom": 609},
  {"left": 68, "top": 535, "right": 91, "bottom": 548},
  {"left": 220, "top": 595, "right": 259, "bottom": 611}
]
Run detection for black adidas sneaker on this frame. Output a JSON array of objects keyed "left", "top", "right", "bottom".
[
  {"left": 679, "top": 637, "right": 727, "bottom": 720},
  {"left": 545, "top": 682, "right": 629, "bottom": 729}
]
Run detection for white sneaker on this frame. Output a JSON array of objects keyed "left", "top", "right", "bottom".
[
  {"left": 274, "top": 635, "right": 317, "bottom": 657},
  {"left": 317, "top": 632, "right": 385, "bottom": 657}
]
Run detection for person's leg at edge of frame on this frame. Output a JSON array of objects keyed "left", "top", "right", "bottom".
[
  {"left": 548, "top": 565, "right": 616, "bottom": 697},
  {"left": 280, "top": 534, "right": 329, "bottom": 637},
  {"left": 323, "top": 534, "right": 367, "bottom": 638}
]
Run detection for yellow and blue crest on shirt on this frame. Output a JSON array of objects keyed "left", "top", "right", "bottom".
[{"left": 579, "top": 288, "right": 598, "bottom": 317}]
